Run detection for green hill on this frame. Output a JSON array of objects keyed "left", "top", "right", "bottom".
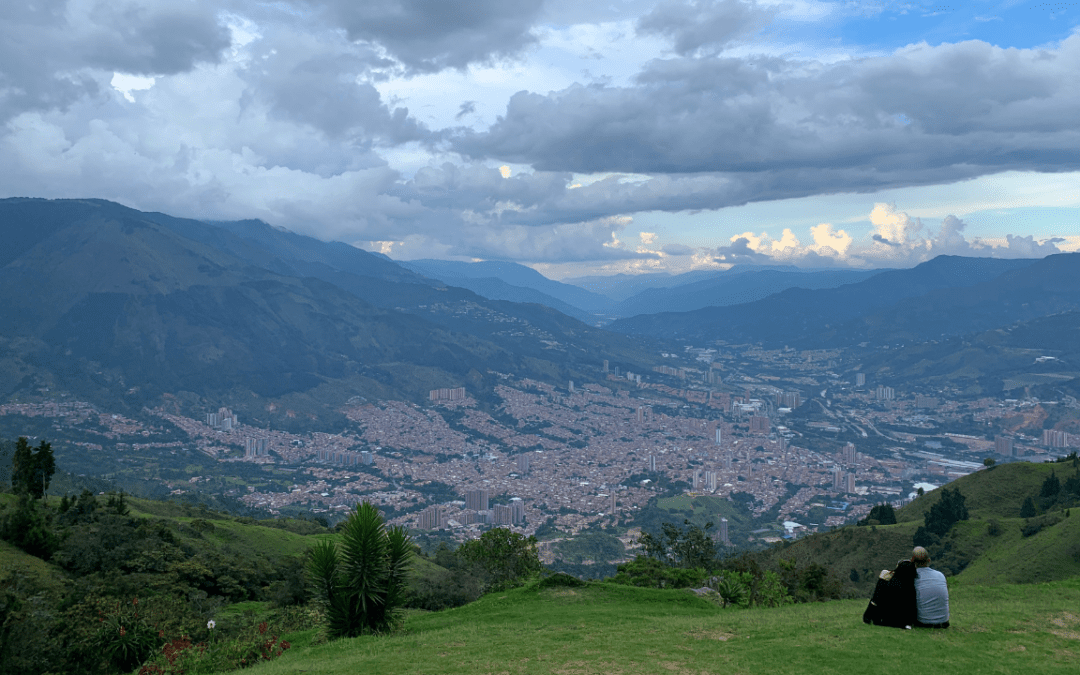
[
  {"left": 737, "top": 460, "right": 1080, "bottom": 595},
  {"left": 221, "top": 577, "right": 1080, "bottom": 675}
]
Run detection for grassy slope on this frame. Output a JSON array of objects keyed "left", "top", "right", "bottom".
[
  {"left": 245, "top": 578, "right": 1080, "bottom": 675},
  {"left": 0, "top": 493, "right": 443, "bottom": 590},
  {"left": 744, "top": 461, "right": 1080, "bottom": 594},
  {"left": 896, "top": 462, "right": 1069, "bottom": 523}
]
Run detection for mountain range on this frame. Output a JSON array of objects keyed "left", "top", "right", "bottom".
[
  {"left": 0, "top": 198, "right": 654, "bottom": 426},
  {"left": 608, "top": 254, "right": 1080, "bottom": 347},
  {"left": 400, "top": 259, "right": 891, "bottom": 321}
]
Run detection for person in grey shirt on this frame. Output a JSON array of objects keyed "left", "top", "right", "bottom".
[{"left": 911, "top": 546, "right": 949, "bottom": 628}]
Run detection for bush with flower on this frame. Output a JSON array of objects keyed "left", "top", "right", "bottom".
[{"left": 137, "top": 616, "right": 292, "bottom": 674}]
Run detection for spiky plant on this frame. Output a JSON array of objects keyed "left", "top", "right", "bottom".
[{"left": 307, "top": 502, "right": 413, "bottom": 638}]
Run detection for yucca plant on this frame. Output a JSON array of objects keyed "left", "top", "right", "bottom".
[{"left": 307, "top": 502, "right": 413, "bottom": 639}]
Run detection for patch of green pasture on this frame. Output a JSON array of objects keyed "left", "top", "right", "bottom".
[
  {"left": 955, "top": 512, "right": 1080, "bottom": 585},
  {"left": 235, "top": 578, "right": 1080, "bottom": 675}
]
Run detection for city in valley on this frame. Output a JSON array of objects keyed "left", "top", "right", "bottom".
[{"left": 2, "top": 342, "right": 1070, "bottom": 559}]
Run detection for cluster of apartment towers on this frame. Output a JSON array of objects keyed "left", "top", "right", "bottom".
[
  {"left": 205, "top": 407, "right": 272, "bottom": 460},
  {"left": 415, "top": 454, "right": 536, "bottom": 530}
]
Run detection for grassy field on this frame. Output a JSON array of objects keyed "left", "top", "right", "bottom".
[{"left": 243, "top": 576, "right": 1080, "bottom": 675}]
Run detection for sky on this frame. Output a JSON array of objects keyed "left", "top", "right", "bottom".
[{"left": 1, "top": 1, "right": 1078, "bottom": 279}]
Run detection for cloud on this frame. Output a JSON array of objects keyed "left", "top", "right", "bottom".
[
  {"left": 810, "top": 222, "right": 853, "bottom": 257},
  {"left": 637, "top": 0, "right": 779, "bottom": 55},
  {"left": 1003, "top": 234, "right": 1065, "bottom": 257},
  {"left": 454, "top": 32, "right": 1080, "bottom": 199},
  {"left": 639, "top": 232, "right": 658, "bottom": 245},
  {"left": 714, "top": 235, "right": 770, "bottom": 262},
  {"left": 0, "top": 0, "right": 231, "bottom": 122},
  {"left": 303, "top": 0, "right": 546, "bottom": 73},
  {"left": 455, "top": 101, "right": 477, "bottom": 120},
  {"left": 238, "top": 26, "right": 427, "bottom": 146}
]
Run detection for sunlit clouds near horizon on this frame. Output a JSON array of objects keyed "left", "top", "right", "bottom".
[{"left": 1, "top": 1, "right": 1078, "bottom": 277}]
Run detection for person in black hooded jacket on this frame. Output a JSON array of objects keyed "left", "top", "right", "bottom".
[{"left": 862, "top": 559, "right": 917, "bottom": 629}]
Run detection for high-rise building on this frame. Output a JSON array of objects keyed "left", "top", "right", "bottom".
[
  {"left": 429, "top": 387, "right": 466, "bottom": 402},
  {"left": 637, "top": 406, "right": 645, "bottom": 423},
  {"left": 995, "top": 436, "right": 1015, "bottom": 457},
  {"left": 855, "top": 373, "right": 866, "bottom": 387},
  {"left": 465, "top": 489, "right": 489, "bottom": 511},
  {"left": 417, "top": 506, "right": 443, "bottom": 530},
  {"left": 692, "top": 469, "right": 702, "bottom": 490},
  {"left": 832, "top": 467, "right": 843, "bottom": 491},
  {"left": 876, "top": 385, "right": 895, "bottom": 401},
  {"left": 719, "top": 517, "right": 730, "bottom": 546},
  {"left": 648, "top": 454, "right": 657, "bottom": 472},
  {"left": 610, "top": 493, "right": 617, "bottom": 514},
  {"left": 510, "top": 498, "right": 525, "bottom": 524},
  {"left": 715, "top": 427, "right": 723, "bottom": 445},
  {"left": 206, "top": 407, "right": 238, "bottom": 431},
  {"left": 749, "top": 415, "right": 769, "bottom": 433},
  {"left": 244, "top": 437, "right": 269, "bottom": 459},
  {"left": 845, "top": 472, "right": 856, "bottom": 494},
  {"left": 516, "top": 454, "right": 531, "bottom": 474},
  {"left": 1043, "top": 429, "right": 1070, "bottom": 448},
  {"left": 603, "top": 359, "right": 609, "bottom": 373},
  {"left": 493, "top": 504, "right": 512, "bottom": 525},
  {"left": 704, "top": 471, "right": 717, "bottom": 492},
  {"left": 843, "top": 442, "right": 856, "bottom": 466}
]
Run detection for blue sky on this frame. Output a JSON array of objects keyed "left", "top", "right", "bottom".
[{"left": 0, "top": 1, "right": 1076, "bottom": 277}]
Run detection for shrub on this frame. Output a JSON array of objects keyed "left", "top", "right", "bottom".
[{"left": 306, "top": 502, "right": 412, "bottom": 639}]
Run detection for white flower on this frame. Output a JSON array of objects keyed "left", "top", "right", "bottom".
[{"left": 207, "top": 619, "right": 216, "bottom": 630}]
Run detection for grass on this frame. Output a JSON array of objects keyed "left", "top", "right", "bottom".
[
  {"left": 242, "top": 577, "right": 1080, "bottom": 675},
  {"left": 898, "top": 461, "right": 1076, "bottom": 523}
]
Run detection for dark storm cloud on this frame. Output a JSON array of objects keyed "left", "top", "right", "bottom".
[
  {"left": 714, "top": 236, "right": 768, "bottom": 262},
  {"left": 872, "top": 234, "right": 900, "bottom": 247},
  {"left": 637, "top": 0, "right": 778, "bottom": 55},
  {"left": 0, "top": 0, "right": 230, "bottom": 121},
  {"left": 241, "top": 31, "right": 428, "bottom": 147},
  {"left": 453, "top": 33, "right": 1080, "bottom": 203},
  {"left": 304, "top": 0, "right": 547, "bottom": 72}
]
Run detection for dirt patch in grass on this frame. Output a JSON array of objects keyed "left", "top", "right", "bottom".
[
  {"left": 686, "top": 629, "right": 735, "bottom": 641},
  {"left": 1049, "top": 612, "right": 1080, "bottom": 640}
]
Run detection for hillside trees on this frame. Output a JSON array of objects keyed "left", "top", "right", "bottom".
[
  {"left": 638, "top": 519, "right": 718, "bottom": 570},
  {"left": 458, "top": 527, "right": 542, "bottom": 591},
  {"left": 858, "top": 504, "right": 897, "bottom": 526},
  {"left": 307, "top": 501, "right": 413, "bottom": 638},
  {"left": 9, "top": 437, "right": 55, "bottom": 500},
  {"left": 913, "top": 486, "right": 969, "bottom": 547}
]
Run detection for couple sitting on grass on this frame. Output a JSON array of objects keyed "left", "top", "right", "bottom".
[{"left": 863, "top": 546, "right": 950, "bottom": 630}]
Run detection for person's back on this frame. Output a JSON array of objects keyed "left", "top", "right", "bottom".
[{"left": 912, "top": 547, "right": 949, "bottom": 628}]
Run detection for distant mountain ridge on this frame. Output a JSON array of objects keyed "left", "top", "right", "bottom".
[
  {"left": 403, "top": 259, "right": 893, "bottom": 320},
  {"left": 610, "top": 255, "right": 1056, "bottom": 346},
  {"left": 399, "top": 259, "right": 614, "bottom": 315},
  {"left": 611, "top": 267, "right": 885, "bottom": 317}
]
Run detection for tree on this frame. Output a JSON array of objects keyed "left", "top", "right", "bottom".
[
  {"left": 306, "top": 502, "right": 413, "bottom": 638},
  {"left": 458, "top": 528, "right": 542, "bottom": 591},
  {"left": 10, "top": 438, "right": 55, "bottom": 500},
  {"left": 859, "top": 504, "right": 896, "bottom": 526},
  {"left": 924, "top": 487, "right": 968, "bottom": 537},
  {"left": 1040, "top": 470, "right": 1061, "bottom": 508},
  {"left": 638, "top": 520, "right": 718, "bottom": 570},
  {"left": 983, "top": 457, "right": 996, "bottom": 468},
  {"left": 1020, "top": 496, "right": 1038, "bottom": 518}
]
